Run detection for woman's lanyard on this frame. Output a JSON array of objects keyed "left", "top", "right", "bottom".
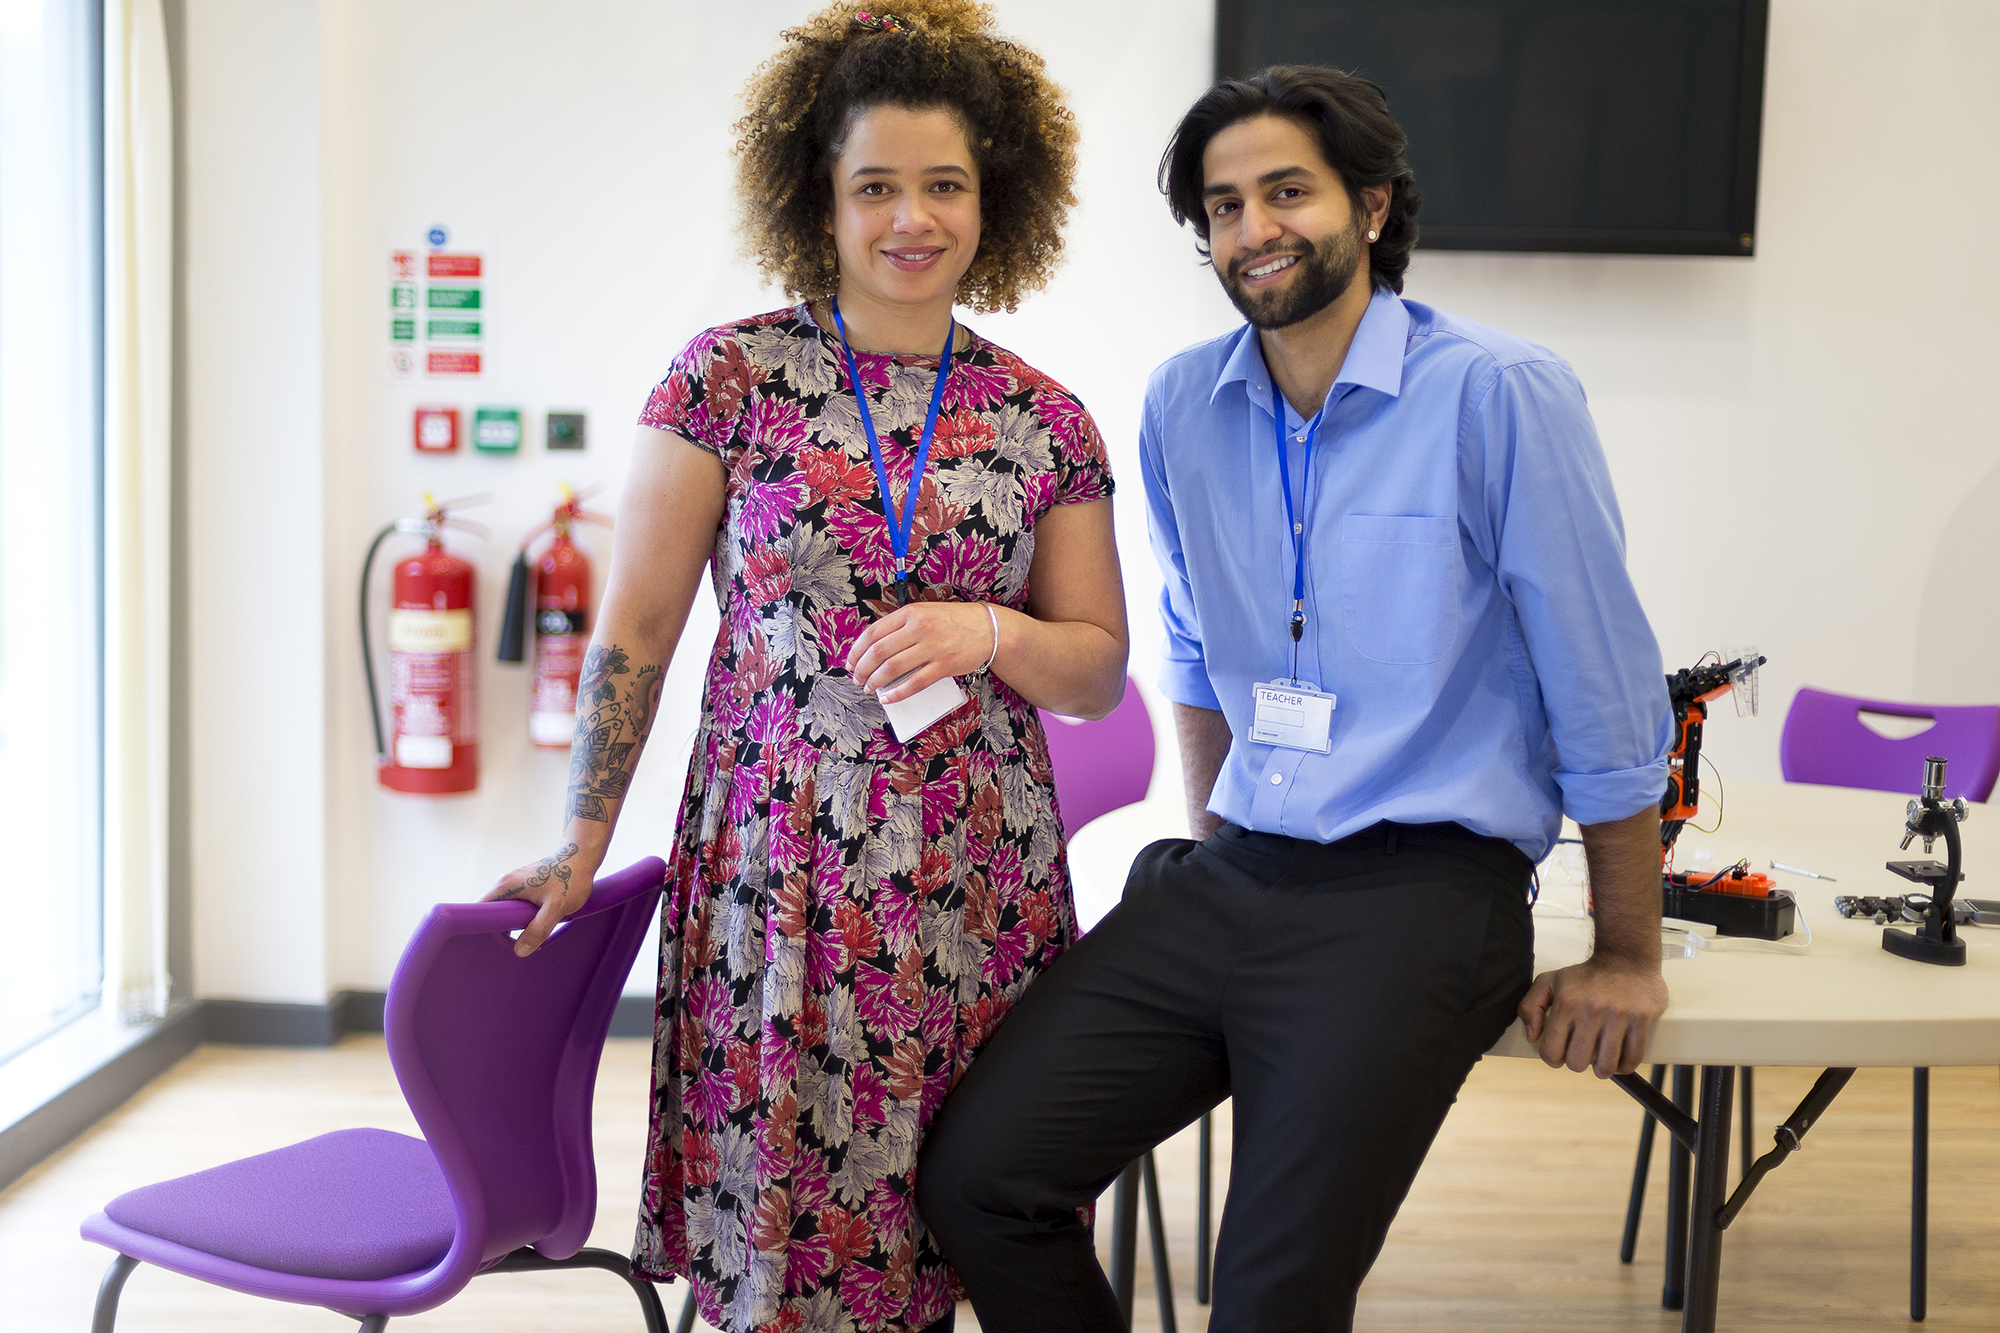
[
  {"left": 1274, "top": 397, "right": 1317, "bottom": 683},
  {"left": 829, "top": 296, "right": 955, "bottom": 606}
]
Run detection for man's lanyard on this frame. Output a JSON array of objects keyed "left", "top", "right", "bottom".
[
  {"left": 1273, "top": 394, "right": 1318, "bottom": 682},
  {"left": 829, "top": 296, "right": 954, "bottom": 606}
]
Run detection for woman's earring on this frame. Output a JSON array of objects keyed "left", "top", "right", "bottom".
[{"left": 1367, "top": 229, "right": 1379, "bottom": 242}]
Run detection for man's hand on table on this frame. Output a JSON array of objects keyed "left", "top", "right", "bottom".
[
  {"left": 1518, "top": 957, "right": 1668, "bottom": 1078},
  {"left": 1520, "top": 803, "right": 1671, "bottom": 1077}
]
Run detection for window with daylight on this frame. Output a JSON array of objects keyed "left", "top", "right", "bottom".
[{"left": 0, "top": 0, "right": 105, "bottom": 1064}]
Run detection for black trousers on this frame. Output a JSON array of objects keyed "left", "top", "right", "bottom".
[{"left": 917, "top": 821, "right": 1535, "bottom": 1333}]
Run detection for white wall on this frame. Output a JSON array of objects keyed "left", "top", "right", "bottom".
[
  {"left": 181, "top": 0, "right": 2000, "bottom": 1002},
  {"left": 185, "top": 0, "right": 329, "bottom": 1003}
]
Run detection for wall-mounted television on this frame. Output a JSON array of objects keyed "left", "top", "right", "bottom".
[{"left": 1215, "top": 0, "right": 1769, "bottom": 256}]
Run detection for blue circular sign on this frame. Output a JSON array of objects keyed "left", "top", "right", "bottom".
[{"left": 426, "top": 226, "right": 448, "bottom": 248}]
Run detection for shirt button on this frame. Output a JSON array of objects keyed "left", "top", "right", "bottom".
[{"left": 1270, "top": 772, "right": 1284, "bottom": 785}]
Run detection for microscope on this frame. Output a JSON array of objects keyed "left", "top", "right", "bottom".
[{"left": 1882, "top": 755, "right": 1969, "bottom": 966}]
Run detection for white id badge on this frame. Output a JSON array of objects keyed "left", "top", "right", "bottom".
[
  {"left": 880, "top": 675, "right": 969, "bottom": 744},
  {"left": 1250, "top": 680, "right": 1335, "bottom": 754}
]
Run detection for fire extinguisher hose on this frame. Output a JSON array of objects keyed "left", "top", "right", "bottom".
[
  {"left": 359, "top": 521, "right": 399, "bottom": 764},
  {"left": 497, "top": 550, "right": 533, "bottom": 664}
]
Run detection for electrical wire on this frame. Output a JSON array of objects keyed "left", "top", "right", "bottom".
[{"left": 1689, "top": 752, "right": 1726, "bottom": 834}]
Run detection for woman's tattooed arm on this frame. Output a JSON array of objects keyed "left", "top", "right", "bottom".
[{"left": 567, "top": 643, "right": 667, "bottom": 824}]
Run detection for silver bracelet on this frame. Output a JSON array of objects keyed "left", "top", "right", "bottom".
[{"left": 979, "top": 602, "right": 1000, "bottom": 674}]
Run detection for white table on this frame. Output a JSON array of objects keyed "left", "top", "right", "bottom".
[{"left": 1065, "top": 780, "right": 2000, "bottom": 1332}]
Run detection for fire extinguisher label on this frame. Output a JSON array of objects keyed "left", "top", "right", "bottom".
[
  {"left": 391, "top": 647, "right": 477, "bottom": 767},
  {"left": 396, "top": 733, "right": 455, "bottom": 769},
  {"left": 536, "top": 608, "right": 587, "bottom": 635},
  {"left": 533, "top": 634, "right": 585, "bottom": 714},
  {"left": 389, "top": 608, "right": 474, "bottom": 653},
  {"left": 454, "top": 649, "right": 478, "bottom": 745},
  {"left": 392, "top": 651, "right": 456, "bottom": 768}
]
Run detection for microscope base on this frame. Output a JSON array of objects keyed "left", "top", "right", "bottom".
[{"left": 1882, "top": 927, "right": 1966, "bottom": 966}]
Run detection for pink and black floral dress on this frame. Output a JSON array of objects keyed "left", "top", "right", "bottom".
[{"left": 630, "top": 304, "right": 1114, "bottom": 1333}]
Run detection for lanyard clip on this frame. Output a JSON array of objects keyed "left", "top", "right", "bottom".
[{"left": 1290, "top": 601, "right": 1305, "bottom": 643}]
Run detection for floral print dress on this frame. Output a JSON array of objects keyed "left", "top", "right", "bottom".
[{"left": 630, "top": 304, "right": 1114, "bottom": 1333}]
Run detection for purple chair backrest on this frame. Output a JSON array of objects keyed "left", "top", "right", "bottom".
[
  {"left": 384, "top": 858, "right": 666, "bottom": 1267},
  {"left": 1038, "top": 680, "right": 1156, "bottom": 838},
  {"left": 1778, "top": 687, "right": 2000, "bottom": 802}
]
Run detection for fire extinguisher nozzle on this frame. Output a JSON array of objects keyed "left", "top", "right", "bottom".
[{"left": 497, "top": 552, "right": 532, "bottom": 663}]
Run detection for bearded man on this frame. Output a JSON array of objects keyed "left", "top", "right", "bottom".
[{"left": 918, "top": 65, "right": 1675, "bottom": 1333}]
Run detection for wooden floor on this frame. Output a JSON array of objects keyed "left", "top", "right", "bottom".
[{"left": 3, "top": 1040, "right": 1994, "bottom": 1331}]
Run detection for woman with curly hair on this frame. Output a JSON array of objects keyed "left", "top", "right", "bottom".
[{"left": 486, "top": 4, "right": 1126, "bottom": 1330}]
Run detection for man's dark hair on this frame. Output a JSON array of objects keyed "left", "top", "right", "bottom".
[{"left": 1159, "top": 65, "right": 1422, "bottom": 294}]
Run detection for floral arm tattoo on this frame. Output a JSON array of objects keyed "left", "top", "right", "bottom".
[{"left": 567, "top": 643, "right": 667, "bottom": 824}]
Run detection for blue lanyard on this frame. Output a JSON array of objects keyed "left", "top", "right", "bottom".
[
  {"left": 830, "top": 296, "right": 954, "bottom": 605},
  {"left": 1273, "top": 395, "right": 1317, "bottom": 654}
]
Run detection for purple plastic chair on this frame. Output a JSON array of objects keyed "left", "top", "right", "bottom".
[
  {"left": 1038, "top": 680, "right": 1156, "bottom": 838},
  {"left": 80, "top": 858, "right": 671, "bottom": 1333},
  {"left": 1041, "top": 681, "right": 1186, "bottom": 1329},
  {"left": 1779, "top": 687, "right": 2000, "bottom": 801}
]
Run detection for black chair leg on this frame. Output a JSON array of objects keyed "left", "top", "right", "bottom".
[
  {"left": 676, "top": 1285, "right": 698, "bottom": 1333},
  {"left": 1663, "top": 1065, "right": 1694, "bottom": 1310},
  {"left": 1196, "top": 1110, "right": 1213, "bottom": 1305},
  {"left": 1619, "top": 1064, "right": 1666, "bottom": 1263},
  {"left": 355, "top": 1318, "right": 390, "bottom": 1333},
  {"left": 1913, "top": 1066, "right": 1929, "bottom": 1323},
  {"left": 1110, "top": 1159, "right": 1139, "bottom": 1330},
  {"left": 91, "top": 1255, "right": 140, "bottom": 1333},
  {"left": 622, "top": 1271, "right": 666, "bottom": 1333},
  {"left": 1140, "top": 1151, "right": 1179, "bottom": 1333},
  {"left": 1740, "top": 1067, "right": 1755, "bottom": 1182}
]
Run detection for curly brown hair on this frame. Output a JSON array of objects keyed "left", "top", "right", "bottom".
[{"left": 734, "top": 0, "right": 1079, "bottom": 314}]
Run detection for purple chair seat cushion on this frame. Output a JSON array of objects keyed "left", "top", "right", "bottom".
[{"left": 103, "top": 1127, "right": 455, "bottom": 1281}]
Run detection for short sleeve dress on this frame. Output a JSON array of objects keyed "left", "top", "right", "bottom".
[{"left": 630, "top": 304, "right": 1114, "bottom": 1333}]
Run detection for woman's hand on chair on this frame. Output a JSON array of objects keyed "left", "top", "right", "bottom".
[
  {"left": 484, "top": 842, "right": 599, "bottom": 957},
  {"left": 848, "top": 600, "right": 998, "bottom": 702}
]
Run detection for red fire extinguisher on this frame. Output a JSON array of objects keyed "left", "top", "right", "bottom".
[
  {"left": 361, "top": 493, "right": 486, "bottom": 794},
  {"left": 498, "top": 484, "right": 611, "bottom": 748}
]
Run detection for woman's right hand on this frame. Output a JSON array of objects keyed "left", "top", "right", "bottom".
[{"left": 483, "top": 841, "right": 598, "bottom": 957}]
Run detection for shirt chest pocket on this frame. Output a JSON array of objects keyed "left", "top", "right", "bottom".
[{"left": 1340, "top": 514, "right": 1463, "bottom": 665}]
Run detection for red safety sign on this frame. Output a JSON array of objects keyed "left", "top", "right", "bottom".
[
  {"left": 413, "top": 407, "right": 460, "bottom": 452},
  {"left": 427, "top": 351, "right": 481, "bottom": 376},
  {"left": 427, "top": 253, "right": 482, "bottom": 279}
]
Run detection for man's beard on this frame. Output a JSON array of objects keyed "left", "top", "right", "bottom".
[{"left": 1218, "top": 217, "right": 1365, "bottom": 329}]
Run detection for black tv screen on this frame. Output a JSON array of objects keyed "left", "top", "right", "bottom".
[{"left": 1215, "top": 0, "right": 1769, "bottom": 255}]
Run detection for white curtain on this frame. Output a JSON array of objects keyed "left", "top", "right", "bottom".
[{"left": 103, "top": 0, "right": 173, "bottom": 1024}]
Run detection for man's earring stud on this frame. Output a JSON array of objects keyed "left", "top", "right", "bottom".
[{"left": 1367, "top": 229, "right": 1379, "bottom": 241}]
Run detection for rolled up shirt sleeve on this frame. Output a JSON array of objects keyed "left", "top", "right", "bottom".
[
  {"left": 1141, "top": 384, "right": 1223, "bottom": 712},
  {"left": 1475, "top": 358, "right": 1672, "bottom": 827}
]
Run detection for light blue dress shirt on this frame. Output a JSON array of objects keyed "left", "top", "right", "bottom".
[{"left": 1141, "top": 285, "right": 1672, "bottom": 860}]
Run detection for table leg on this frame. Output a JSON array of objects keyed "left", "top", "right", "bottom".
[
  {"left": 1739, "top": 1067, "right": 1755, "bottom": 1183},
  {"left": 1663, "top": 1066, "right": 1694, "bottom": 1310},
  {"left": 1681, "top": 1065, "right": 1736, "bottom": 1333},
  {"left": 1110, "top": 1160, "right": 1138, "bottom": 1331},
  {"left": 1913, "top": 1067, "right": 1929, "bottom": 1323}
]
